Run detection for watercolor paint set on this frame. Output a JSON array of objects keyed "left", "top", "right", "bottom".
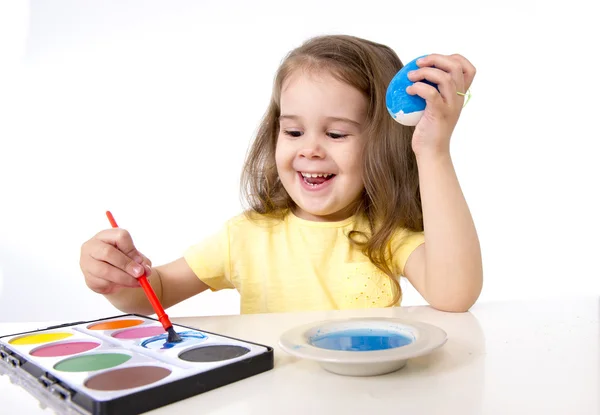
[{"left": 0, "top": 314, "right": 273, "bottom": 415}]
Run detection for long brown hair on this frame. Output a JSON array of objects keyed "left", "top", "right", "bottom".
[{"left": 240, "top": 35, "right": 423, "bottom": 305}]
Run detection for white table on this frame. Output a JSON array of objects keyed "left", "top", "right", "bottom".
[{"left": 1, "top": 296, "right": 598, "bottom": 415}]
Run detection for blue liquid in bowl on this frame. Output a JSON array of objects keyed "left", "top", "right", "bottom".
[{"left": 310, "top": 329, "right": 413, "bottom": 351}]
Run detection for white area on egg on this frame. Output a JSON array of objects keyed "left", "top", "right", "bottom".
[{"left": 393, "top": 110, "right": 423, "bottom": 127}]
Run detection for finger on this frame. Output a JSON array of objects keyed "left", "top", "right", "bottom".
[
  {"left": 95, "top": 228, "right": 142, "bottom": 262},
  {"left": 407, "top": 82, "right": 445, "bottom": 111},
  {"left": 418, "top": 54, "right": 465, "bottom": 93},
  {"left": 408, "top": 67, "right": 456, "bottom": 104},
  {"left": 85, "top": 275, "right": 115, "bottom": 294},
  {"left": 85, "top": 274, "right": 127, "bottom": 295},
  {"left": 143, "top": 263, "right": 153, "bottom": 277},
  {"left": 94, "top": 229, "right": 146, "bottom": 273},
  {"left": 450, "top": 54, "right": 476, "bottom": 90},
  {"left": 133, "top": 254, "right": 153, "bottom": 277},
  {"left": 131, "top": 259, "right": 153, "bottom": 278},
  {"left": 87, "top": 239, "right": 145, "bottom": 278},
  {"left": 138, "top": 253, "right": 153, "bottom": 268},
  {"left": 85, "top": 259, "right": 141, "bottom": 288}
]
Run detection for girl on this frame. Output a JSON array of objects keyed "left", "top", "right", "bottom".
[{"left": 79, "top": 35, "right": 482, "bottom": 314}]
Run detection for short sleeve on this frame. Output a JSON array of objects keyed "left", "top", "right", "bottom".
[
  {"left": 183, "top": 222, "right": 234, "bottom": 291},
  {"left": 390, "top": 229, "right": 425, "bottom": 276}
]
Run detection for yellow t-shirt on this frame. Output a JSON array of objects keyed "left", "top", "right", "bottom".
[{"left": 183, "top": 211, "right": 424, "bottom": 314}]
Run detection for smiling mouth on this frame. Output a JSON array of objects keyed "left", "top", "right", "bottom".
[{"left": 299, "top": 172, "right": 336, "bottom": 187}]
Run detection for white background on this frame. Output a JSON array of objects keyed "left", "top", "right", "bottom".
[{"left": 0, "top": 0, "right": 598, "bottom": 323}]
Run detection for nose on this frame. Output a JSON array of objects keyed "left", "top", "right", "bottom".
[{"left": 298, "top": 134, "right": 325, "bottom": 159}]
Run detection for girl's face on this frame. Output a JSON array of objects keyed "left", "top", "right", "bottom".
[{"left": 275, "top": 70, "right": 368, "bottom": 222}]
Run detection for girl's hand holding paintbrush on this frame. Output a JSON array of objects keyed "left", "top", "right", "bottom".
[
  {"left": 80, "top": 212, "right": 183, "bottom": 343},
  {"left": 79, "top": 214, "right": 209, "bottom": 316},
  {"left": 80, "top": 223, "right": 154, "bottom": 296}
]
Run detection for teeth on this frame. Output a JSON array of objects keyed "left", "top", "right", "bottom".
[{"left": 301, "top": 172, "right": 333, "bottom": 178}]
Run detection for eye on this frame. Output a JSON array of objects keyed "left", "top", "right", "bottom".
[
  {"left": 327, "top": 132, "right": 349, "bottom": 139},
  {"left": 284, "top": 130, "right": 303, "bottom": 138}
]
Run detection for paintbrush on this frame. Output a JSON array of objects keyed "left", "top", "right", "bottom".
[{"left": 106, "top": 211, "right": 182, "bottom": 343}]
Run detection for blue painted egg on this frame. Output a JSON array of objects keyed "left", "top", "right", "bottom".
[{"left": 386, "top": 54, "right": 438, "bottom": 126}]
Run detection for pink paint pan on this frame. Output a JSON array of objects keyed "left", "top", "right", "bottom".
[
  {"left": 112, "top": 326, "right": 166, "bottom": 340},
  {"left": 30, "top": 341, "right": 100, "bottom": 358}
]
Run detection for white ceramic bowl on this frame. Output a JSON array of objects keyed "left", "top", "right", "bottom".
[{"left": 279, "top": 317, "right": 447, "bottom": 376}]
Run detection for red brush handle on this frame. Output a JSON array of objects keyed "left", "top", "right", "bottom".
[
  {"left": 105, "top": 211, "right": 173, "bottom": 331},
  {"left": 136, "top": 274, "right": 171, "bottom": 330}
]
